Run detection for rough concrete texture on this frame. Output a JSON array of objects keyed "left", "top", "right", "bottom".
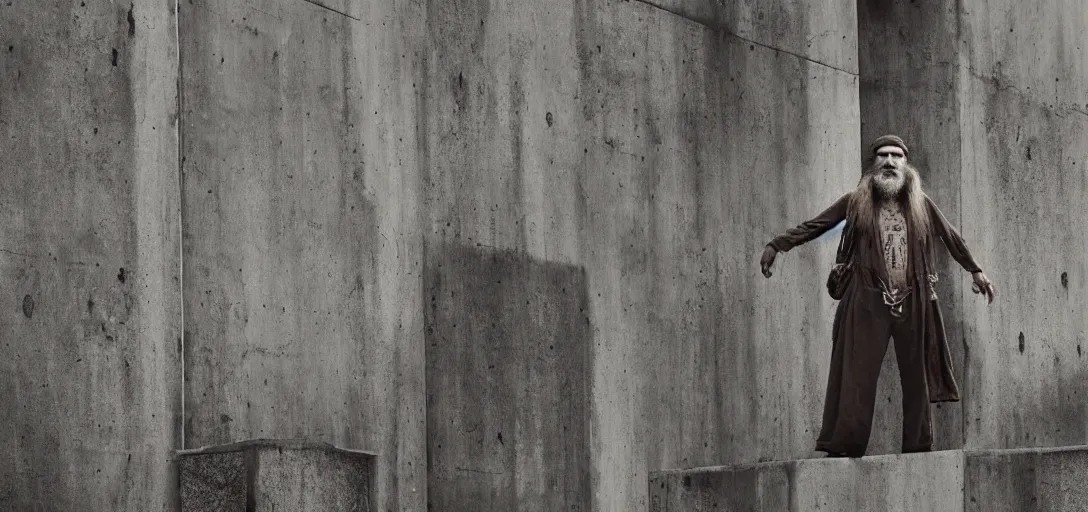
[
  {"left": 178, "top": 439, "right": 374, "bottom": 511},
  {"left": 957, "top": 0, "right": 1088, "bottom": 452},
  {"left": 179, "top": 0, "right": 425, "bottom": 510},
  {"left": 425, "top": 246, "right": 592, "bottom": 511},
  {"left": 649, "top": 450, "right": 965, "bottom": 511},
  {"left": 652, "top": 446, "right": 1088, "bottom": 511},
  {"left": 966, "top": 445, "right": 1088, "bottom": 511},
  {"left": 860, "top": 0, "right": 1088, "bottom": 454},
  {"left": 0, "top": 1, "right": 182, "bottom": 510},
  {"left": 178, "top": 451, "right": 248, "bottom": 511},
  {"left": 635, "top": 0, "right": 857, "bottom": 74},
  {"left": 422, "top": 0, "right": 857, "bottom": 508}
]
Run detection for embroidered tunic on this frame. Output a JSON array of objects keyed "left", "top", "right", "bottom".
[{"left": 878, "top": 201, "right": 909, "bottom": 293}]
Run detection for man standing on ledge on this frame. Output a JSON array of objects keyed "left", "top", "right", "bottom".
[{"left": 759, "top": 135, "right": 996, "bottom": 458}]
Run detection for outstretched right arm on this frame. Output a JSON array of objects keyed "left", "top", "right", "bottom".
[
  {"left": 761, "top": 193, "right": 851, "bottom": 278},
  {"left": 766, "top": 193, "right": 852, "bottom": 253}
]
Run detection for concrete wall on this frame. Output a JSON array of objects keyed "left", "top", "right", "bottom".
[
  {"left": 957, "top": 0, "right": 1088, "bottom": 451},
  {"left": 178, "top": 0, "right": 424, "bottom": 510},
  {"left": 860, "top": 0, "right": 1088, "bottom": 454},
  {"left": 638, "top": 0, "right": 857, "bottom": 75},
  {"left": 0, "top": 0, "right": 182, "bottom": 509},
  {"left": 421, "top": 0, "right": 858, "bottom": 508},
  {"left": 425, "top": 247, "right": 592, "bottom": 511}
]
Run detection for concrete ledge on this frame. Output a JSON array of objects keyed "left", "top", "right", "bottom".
[
  {"left": 649, "top": 451, "right": 964, "bottom": 511},
  {"left": 651, "top": 446, "right": 1088, "bottom": 511},
  {"left": 177, "top": 438, "right": 376, "bottom": 512},
  {"left": 966, "top": 445, "right": 1088, "bottom": 512}
]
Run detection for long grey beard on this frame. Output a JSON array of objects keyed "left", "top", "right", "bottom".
[{"left": 874, "top": 173, "right": 905, "bottom": 199}]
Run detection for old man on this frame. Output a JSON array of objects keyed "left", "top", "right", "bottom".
[{"left": 760, "top": 135, "right": 995, "bottom": 458}]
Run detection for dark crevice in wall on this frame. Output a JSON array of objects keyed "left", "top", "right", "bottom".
[
  {"left": 299, "top": 0, "right": 360, "bottom": 21},
  {"left": 631, "top": 0, "right": 858, "bottom": 76},
  {"left": 175, "top": 0, "right": 187, "bottom": 451}
]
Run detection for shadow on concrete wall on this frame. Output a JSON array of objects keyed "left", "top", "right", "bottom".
[{"left": 424, "top": 242, "right": 592, "bottom": 511}]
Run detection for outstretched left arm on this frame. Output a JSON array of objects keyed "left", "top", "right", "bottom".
[
  {"left": 925, "top": 195, "right": 982, "bottom": 273},
  {"left": 925, "top": 195, "right": 996, "bottom": 303}
]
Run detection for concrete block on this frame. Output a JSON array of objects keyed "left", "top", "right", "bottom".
[
  {"left": 178, "top": 439, "right": 375, "bottom": 511},
  {"left": 650, "top": 451, "right": 964, "bottom": 511},
  {"left": 653, "top": 446, "right": 1088, "bottom": 511},
  {"left": 966, "top": 446, "right": 1088, "bottom": 512}
]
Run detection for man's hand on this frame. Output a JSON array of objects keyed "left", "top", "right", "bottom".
[
  {"left": 971, "top": 271, "right": 996, "bottom": 304},
  {"left": 760, "top": 245, "right": 777, "bottom": 278}
]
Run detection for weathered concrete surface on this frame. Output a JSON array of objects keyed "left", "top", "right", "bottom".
[
  {"left": 653, "top": 446, "right": 1088, "bottom": 511},
  {"left": 425, "top": 246, "right": 592, "bottom": 511},
  {"left": 178, "top": 439, "right": 374, "bottom": 511},
  {"left": 179, "top": 0, "right": 424, "bottom": 510},
  {"left": 0, "top": 1, "right": 182, "bottom": 510},
  {"left": 860, "top": 0, "right": 1088, "bottom": 454},
  {"left": 966, "top": 445, "right": 1088, "bottom": 511},
  {"left": 649, "top": 450, "right": 965, "bottom": 511},
  {"left": 422, "top": 0, "right": 857, "bottom": 508},
  {"left": 957, "top": 0, "right": 1088, "bottom": 452},
  {"left": 635, "top": 0, "right": 857, "bottom": 74}
]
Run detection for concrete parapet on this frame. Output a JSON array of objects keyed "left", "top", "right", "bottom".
[
  {"left": 651, "top": 446, "right": 1088, "bottom": 511},
  {"left": 177, "top": 439, "right": 375, "bottom": 512},
  {"left": 965, "top": 445, "right": 1088, "bottom": 512}
]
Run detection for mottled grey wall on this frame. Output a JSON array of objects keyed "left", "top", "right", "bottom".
[
  {"left": 178, "top": 0, "right": 425, "bottom": 510},
  {"left": 0, "top": 0, "right": 181, "bottom": 509},
  {"left": 425, "top": 245, "right": 592, "bottom": 511},
  {"left": 421, "top": 0, "right": 858, "bottom": 508}
]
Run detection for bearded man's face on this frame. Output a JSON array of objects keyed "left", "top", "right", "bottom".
[{"left": 872, "top": 145, "right": 907, "bottom": 198}]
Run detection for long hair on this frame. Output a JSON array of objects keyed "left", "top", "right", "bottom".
[{"left": 847, "top": 162, "right": 931, "bottom": 244}]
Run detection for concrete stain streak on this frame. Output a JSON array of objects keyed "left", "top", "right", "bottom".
[
  {"left": 630, "top": 0, "right": 859, "bottom": 77},
  {"left": 298, "top": 0, "right": 360, "bottom": 21}
]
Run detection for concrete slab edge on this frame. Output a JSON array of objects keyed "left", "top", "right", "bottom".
[{"left": 175, "top": 438, "right": 378, "bottom": 458}]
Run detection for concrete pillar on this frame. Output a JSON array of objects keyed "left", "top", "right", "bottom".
[
  {"left": 178, "top": 0, "right": 426, "bottom": 510},
  {"left": 859, "top": 0, "right": 1088, "bottom": 453},
  {"left": 0, "top": 1, "right": 181, "bottom": 509}
]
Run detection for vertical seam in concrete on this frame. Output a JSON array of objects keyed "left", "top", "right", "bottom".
[
  {"left": 175, "top": 0, "right": 186, "bottom": 450},
  {"left": 954, "top": 4, "right": 967, "bottom": 450}
]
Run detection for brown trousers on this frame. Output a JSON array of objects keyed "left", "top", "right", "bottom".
[{"left": 815, "top": 279, "right": 932, "bottom": 456}]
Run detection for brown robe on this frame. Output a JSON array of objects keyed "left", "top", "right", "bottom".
[{"left": 767, "top": 191, "right": 982, "bottom": 453}]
